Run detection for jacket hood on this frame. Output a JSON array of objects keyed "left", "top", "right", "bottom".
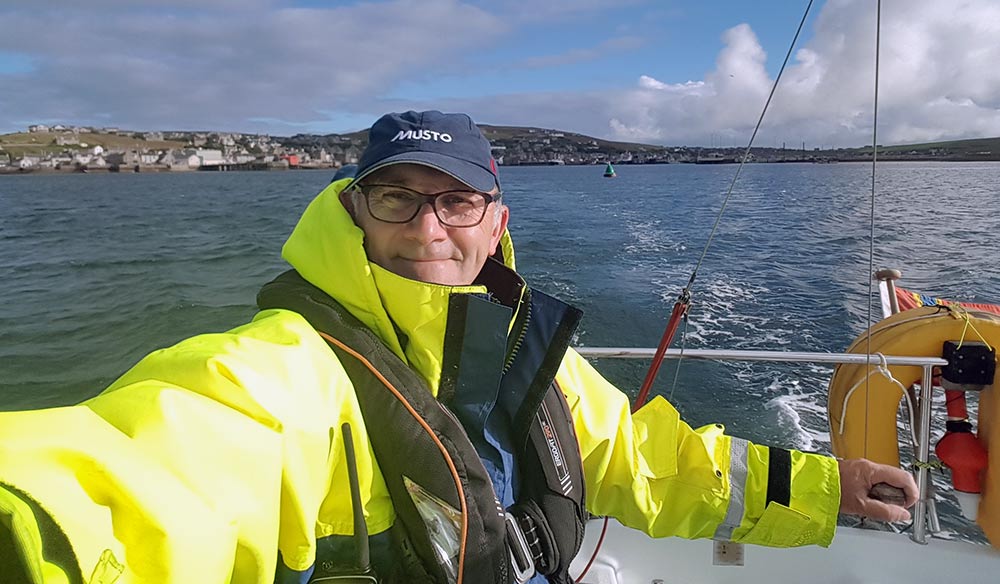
[{"left": 281, "top": 178, "right": 517, "bottom": 395}]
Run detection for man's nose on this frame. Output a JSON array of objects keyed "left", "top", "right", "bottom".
[{"left": 408, "top": 200, "right": 447, "bottom": 236}]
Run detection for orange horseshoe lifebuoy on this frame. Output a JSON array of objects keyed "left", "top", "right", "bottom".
[{"left": 827, "top": 305, "right": 1000, "bottom": 547}]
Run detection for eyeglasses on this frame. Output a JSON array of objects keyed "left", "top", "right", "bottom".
[{"left": 355, "top": 184, "right": 499, "bottom": 227}]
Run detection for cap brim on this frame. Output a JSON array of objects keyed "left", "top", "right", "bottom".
[{"left": 346, "top": 151, "right": 498, "bottom": 193}]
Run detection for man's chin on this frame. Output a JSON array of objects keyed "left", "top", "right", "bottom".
[{"left": 396, "top": 261, "right": 466, "bottom": 286}]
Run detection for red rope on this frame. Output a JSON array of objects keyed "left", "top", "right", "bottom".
[{"left": 573, "top": 514, "right": 609, "bottom": 582}]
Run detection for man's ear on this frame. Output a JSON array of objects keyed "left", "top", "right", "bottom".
[
  {"left": 489, "top": 204, "right": 510, "bottom": 254},
  {"left": 339, "top": 188, "right": 356, "bottom": 218}
]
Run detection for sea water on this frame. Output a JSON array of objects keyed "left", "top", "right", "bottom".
[{"left": 2, "top": 162, "right": 998, "bottom": 541}]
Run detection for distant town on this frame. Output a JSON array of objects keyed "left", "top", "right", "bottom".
[{"left": 2, "top": 123, "right": 998, "bottom": 175}]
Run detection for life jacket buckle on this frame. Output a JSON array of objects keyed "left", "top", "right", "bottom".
[{"left": 504, "top": 511, "right": 536, "bottom": 583}]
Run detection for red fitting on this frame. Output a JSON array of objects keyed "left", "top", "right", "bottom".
[
  {"left": 936, "top": 430, "right": 988, "bottom": 493},
  {"left": 944, "top": 389, "right": 970, "bottom": 420}
]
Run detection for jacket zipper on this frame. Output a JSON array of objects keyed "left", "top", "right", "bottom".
[{"left": 503, "top": 289, "right": 532, "bottom": 374}]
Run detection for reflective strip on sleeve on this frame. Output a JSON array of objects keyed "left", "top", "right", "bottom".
[{"left": 713, "top": 437, "right": 749, "bottom": 541}]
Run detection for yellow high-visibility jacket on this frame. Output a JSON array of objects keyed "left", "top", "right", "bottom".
[{"left": 0, "top": 179, "right": 839, "bottom": 583}]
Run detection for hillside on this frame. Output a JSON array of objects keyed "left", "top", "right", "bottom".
[
  {"left": 3, "top": 123, "right": 1000, "bottom": 170},
  {"left": 285, "top": 124, "right": 665, "bottom": 153},
  {"left": 479, "top": 124, "right": 663, "bottom": 153},
  {"left": 0, "top": 132, "right": 186, "bottom": 158},
  {"left": 855, "top": 137, "right": 1000, "bottom": 161},
  {"left": 282, "top": 124, "right": 676, "bottom": 166},
  {"left": 281, "top": 125, "right": 1000, "bottom": 164}
]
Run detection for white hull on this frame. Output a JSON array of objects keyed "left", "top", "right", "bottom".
[{"left": 570, "top": 519, "right": 1000, "bottom": 583}]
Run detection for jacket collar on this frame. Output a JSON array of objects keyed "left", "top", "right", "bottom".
[{"left": 281, "top": 179, "right": 521, "bottom": 395}]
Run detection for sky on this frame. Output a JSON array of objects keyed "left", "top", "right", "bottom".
[{"left": 2, "top": 0, "right": 999, "bottom": 147}]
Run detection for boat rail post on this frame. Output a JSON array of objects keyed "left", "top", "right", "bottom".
[
  {"left": 874, "top": 268, "right": 902, "bottom": 317},
  {"left": 927, "top": 484, "right": 941, "bottom": 534},
  {"left": 911, "top": 363, "right": 936, "bottom": 544}
]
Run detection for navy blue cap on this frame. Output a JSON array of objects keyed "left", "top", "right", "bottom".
[{"left": 348, "top": 110, "right": 500, "bottom": 192}]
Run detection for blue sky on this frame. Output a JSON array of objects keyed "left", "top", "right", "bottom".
[
  {"left": 384, "top": 1, "right": 813, "bottom": 100},
  {"left": 1, "top": 0, "right": 998, "bottom": 146}
]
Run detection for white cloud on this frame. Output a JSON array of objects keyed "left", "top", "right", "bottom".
[
  {"left": 2, "top": 0, "right": 999, "bottom": 145},
  {"left": 420, "top": 0, "right": 1000, "bottom": 147},
  {"left": 0, "top": 0, "right": 505, "bottom": 133},
  {"left": 601, "top": 0, "right": 1000, "bottom": 146}
]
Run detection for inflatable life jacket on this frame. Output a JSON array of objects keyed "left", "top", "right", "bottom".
[{"left": 258, "top": 266, "right": 587, "bottom": 583}]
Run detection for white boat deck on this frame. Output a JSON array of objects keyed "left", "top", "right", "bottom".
[{"left": 569, "top": 519, "right": 1000, "bottom": 583}]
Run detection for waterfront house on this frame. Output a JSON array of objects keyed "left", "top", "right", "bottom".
[
  {"left": 50, "top": 154, "right": 74, "bottom": 169},
  {"left": 316, "top": 148, "right": 333, "bottom": 164},
  {"left": 158, "top": 150, "right": 183, "bottom": 168},
  {"left": 194, "top": 149, "right": 225, "bottom": 167},
  {"left": 105, "top": 151, "right": 141, "bottom": 168},
  {"left": 343, "top": 145, "right": 361, "bottom": 164}
]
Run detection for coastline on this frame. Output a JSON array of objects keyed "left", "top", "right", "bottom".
[
  {"left": 0, "top": 162, "right": 338, "bottom": 176},
  {"left": 4, "top": 158, "right": 999, "bottom": 177}
]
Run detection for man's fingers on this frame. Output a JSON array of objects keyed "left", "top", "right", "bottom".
[
  {"left": 839, "top": 458, "right": 921, "bottom": 520},
  {"left": 861, "top": 499, "right": 912, "bottom": 523},
  {"left": 870, "top": 464, "right": 919, "bottom": 507}
]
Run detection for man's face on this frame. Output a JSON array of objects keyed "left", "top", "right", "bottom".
[{"left": 347, "top": 164, "right": 509, "bottom": 286}]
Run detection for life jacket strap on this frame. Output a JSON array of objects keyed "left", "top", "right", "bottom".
[
  {"left": 504, "top": 511, "right": 535, "bottom": 583},
  {"left": 507, "top": 500, "right": 563, "bottom": 579}
]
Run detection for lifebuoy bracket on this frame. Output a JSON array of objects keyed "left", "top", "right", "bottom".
[{"left": 941, "top": 341, "right": 996, "bottom": 391}]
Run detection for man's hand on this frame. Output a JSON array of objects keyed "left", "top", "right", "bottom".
[{"left": 838, "top": 458, "right": 919, "bottom": 522}]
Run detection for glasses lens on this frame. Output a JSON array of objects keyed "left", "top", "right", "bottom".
[
  {"left": 435, "top": 191, "right": 488, "bottom": 227},
  {"left": 361, "top": 185, "right": 491, "bottom": 226},
  {"left": 365, "top": 186, "right": 423, "bottom": 222}
]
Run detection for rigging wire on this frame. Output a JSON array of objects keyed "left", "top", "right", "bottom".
[
  {"left": 575, "top": 3, "right": 818, "bottom": 580},
  {"left": 663, "top": 0, "right": 817, "bottom": 398},
  {"left": 687, "top": 0, "right": 817, "bottom": 285},
  {"left": 668, "top": 314, "right": 691, "bottom": 402},
  {"left": 864, "top": 0, "right": 883, "bottom": 459}
]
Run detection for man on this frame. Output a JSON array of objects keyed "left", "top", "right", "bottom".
[{"left": 0, "top": 111, "right": 916, "bottom": 584}]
